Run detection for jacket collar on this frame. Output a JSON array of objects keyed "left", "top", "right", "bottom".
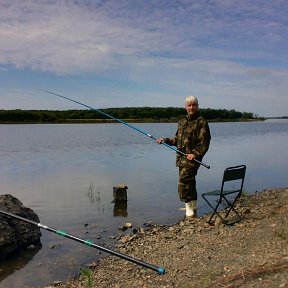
[{"left": 186, "top": 112, "right": 200, "bottom": 121}]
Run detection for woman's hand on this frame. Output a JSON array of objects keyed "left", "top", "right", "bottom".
[
  {"left": 186, "top": 153, "right": 196, "bottom": 161},
  {"left": 156, "top": 138, "right": 164, "bottom": 144}
]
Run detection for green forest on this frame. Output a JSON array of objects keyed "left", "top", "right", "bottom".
[{"left": 0, "top": 107, "right": 257, "bottom": 123}]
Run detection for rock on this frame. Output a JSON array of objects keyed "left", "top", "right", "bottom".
[
  {"left": 118, "top": 225, "right": 128, "bottom": 231},
  {"left": 0, "top": 194, "right": 42, "bottom": 260},
  {"left": 120, "top": 234, "right": 136, "bottom": 244},
  {"left": 124, "top": 222, "right": 132, "bottom": 229},
  {"left": 26, "top": 244, "right": 36, "bottom": 250},
  {"left": 51, "top": 280, "right": 63, "bottom": 286},
  {"left": 215, "top": 217, "right": 223, "bottom": 227},
  {"left": 86, "top": 261, "right": 98, "bottom": 269},
  {"left": 118, "top": 222, "right": 133, "bottom": 231},
  {"left": 283, "top": 256, "right": 288, "bottom": 262},
  {"left": 243, "top": 208, "right": 251, "bottom": 214}
]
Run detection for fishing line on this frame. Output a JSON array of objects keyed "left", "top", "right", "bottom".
[
  {"left": 43, "top": 90, "right": 210, "bottom": 169},
  {"left": 0, "top": 210, "right": 165, "bottom": 274}
]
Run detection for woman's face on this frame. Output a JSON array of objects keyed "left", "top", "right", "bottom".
[{"left": 185, "top": 101, "right": 198, "bottom": 116}]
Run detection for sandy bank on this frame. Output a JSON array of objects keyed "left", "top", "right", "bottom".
[{"left": 53, "top": 188, "right": 288, "bottom": 288}]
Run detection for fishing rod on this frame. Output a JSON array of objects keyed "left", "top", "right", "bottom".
[
  {"left": 0, "top": 209, "right": 165, "bottom": 274},
  {"left": 43, "top": 90, "right": 210, "bottom": 169}
]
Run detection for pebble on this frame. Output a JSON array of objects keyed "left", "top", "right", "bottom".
[
  {"left": 118, "top": 222, "right": 133, "bottom": 231},
  {"left": 26, "top": 244, "right": 36, "bottom": 250}
]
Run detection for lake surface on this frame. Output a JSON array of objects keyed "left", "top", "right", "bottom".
[{"left": 0, "top": 120, "right": 288, "bottom": 287}]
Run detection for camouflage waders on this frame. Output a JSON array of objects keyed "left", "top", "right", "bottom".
[
  {"left": 178, "top": 167, "right": 197, "bottom": 202},
  {"left": 163, "top": 112, "right": 211, "bottom": 202}
]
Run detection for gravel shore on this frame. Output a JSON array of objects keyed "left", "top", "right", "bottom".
[{"left": 54, "top": 188, "right": 288, "bottom": 288}]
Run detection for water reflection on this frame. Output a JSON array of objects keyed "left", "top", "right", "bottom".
[
  {"left": 112, "top": 185, "right": 128, "bottom": 217},
  {"left": 113, "top": 202, "right": 128, "bottom": 217},
  {"left": 0, "top": 245, "right": 42, "bottom": 283},
  {"left": 0, "top": 120, "right": 287, "bottom": 287}
]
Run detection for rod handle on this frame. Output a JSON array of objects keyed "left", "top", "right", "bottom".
[{"left": 193, "top": 158, "right": 210, "bottom": 169}]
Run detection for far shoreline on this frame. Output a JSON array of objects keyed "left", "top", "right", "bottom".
[{"left": 0, "top": 118, "right": 268, "bottom": 125}]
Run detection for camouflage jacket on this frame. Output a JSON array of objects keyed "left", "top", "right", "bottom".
[{"left": 164, "top": 112, "right": 211, "bottom": 170}]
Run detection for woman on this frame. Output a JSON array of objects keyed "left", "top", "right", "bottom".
[{"left": 157, "top": 96, "right": 211, "bottom": 219}]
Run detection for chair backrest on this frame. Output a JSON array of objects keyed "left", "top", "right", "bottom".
[
  {"left": 223, "top": 165, "right": 246, "bottom": 182},
  {"left": 221, "top": 165, "right": 246, "bottom": 194}
]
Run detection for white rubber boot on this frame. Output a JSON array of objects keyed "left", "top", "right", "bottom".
[
  {"left": 185, "top": 200, "right": 197, "bottom": 218},
  {"left": 191, "top": 200, "right": 197, "bottom": 217}
]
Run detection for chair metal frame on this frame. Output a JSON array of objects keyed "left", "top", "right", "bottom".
[{"left": 202, "top": 165, "right": 246, "bottom": 225}]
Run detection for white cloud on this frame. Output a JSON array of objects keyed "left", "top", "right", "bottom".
[
  {"left": 1, "top": 0, "right": 287, "bottom": 74},
  {"left": 0, "top": 0, "right": 288, "bottom": 115},
  {"left": 0, "top": 1, "right": 115, "bottom": 73}
]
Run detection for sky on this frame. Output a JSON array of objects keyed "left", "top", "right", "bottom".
[{"left": 0, "top": 0, "right": 287, "bottom": 117}]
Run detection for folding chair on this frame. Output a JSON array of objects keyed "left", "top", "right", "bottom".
[{"left": 202, "top": 165, "right": 246, "bottom": 225}]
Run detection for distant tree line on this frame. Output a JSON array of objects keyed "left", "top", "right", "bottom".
[{"left": 0, "top": 107, "right": 256, "bottom": 123}]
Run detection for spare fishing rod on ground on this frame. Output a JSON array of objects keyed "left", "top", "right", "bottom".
[
  {"left": 43, "top": 90, "right": 210, "bottom": 169},
  {"left": 0, "top": 210, "right": 165, "bottom": 275}
]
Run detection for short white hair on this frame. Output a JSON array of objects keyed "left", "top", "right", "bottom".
[{"left": 185, "top": 96, "right": 198, "bottom": 105}]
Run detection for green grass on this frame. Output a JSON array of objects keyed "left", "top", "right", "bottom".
[{"left": 80, "top": 268, "right": 94, "bottom": 288}]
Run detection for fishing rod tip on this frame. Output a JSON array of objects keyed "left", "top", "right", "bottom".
[{"left": 158, "top": 267, "right": 165, "bottom": 275}]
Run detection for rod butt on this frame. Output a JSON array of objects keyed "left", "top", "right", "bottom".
[{"left": 157, "top": 267, "right": 165, "bottom": 275}]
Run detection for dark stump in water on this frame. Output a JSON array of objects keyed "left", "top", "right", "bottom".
[
  {"left": 112, "top": 184, "right": 128, "bottom": 202},
  {"left": 112, "top": 184, "right": 128, "bottom": 217},
  {"left": 0, "top": 194, "right": 42, "bottom": 260}
]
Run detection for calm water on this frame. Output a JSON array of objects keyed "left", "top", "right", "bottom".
[{"left": 0, "top": 120, "right": 288, "bottom": 287}]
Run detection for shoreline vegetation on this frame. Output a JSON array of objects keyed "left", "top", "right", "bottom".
[{"left": 0, "top": 107, "right": 273, "bottom": 124}]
